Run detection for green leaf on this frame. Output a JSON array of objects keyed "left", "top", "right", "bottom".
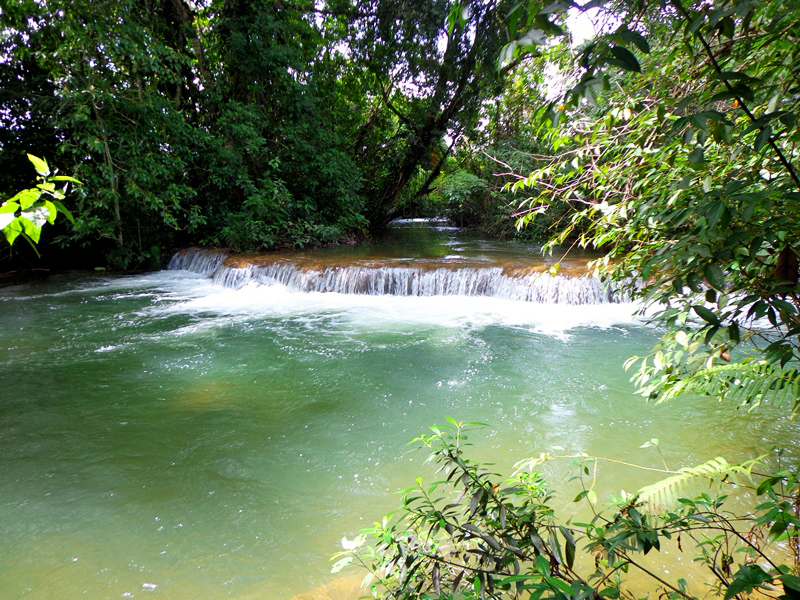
[
  {"left": 724, "top": 565, "right": 773, "bottom": 600},
  {"left": 687, "top": 272, "right": 704, "bottom": 293},
  {"left": 473, "top": 574, "right": 483, "bottom": 595},
  {"left": 703, "top": 264, "right": 726, "bottom": 291},
  {"left": 608, "top": 46, "right": 641, "bottom": 72},
  {"left": 728, "top": 322, "right": 740, "bottom": 344},
  {"left": 0, "top": 201, "right": 19, "bottom": 215},
  {"left": 705, "top": 200, "right": 727, "bottom": 227},
  {"left": 50, "top": 200, "right": 75, "bottom": 223},
  {"left": 563, "top": 533, "right": 576, "bottom": 570},
  {"left": 27, "top": 154, "right": 50, "bottom": 177},
  {"left": 16, "top": 189, "right": 40, "bottom": 211},
  {"left": 688, "top": 14, "right": 705, "bottom": 35},
  {"left": 767, "top": 517, "right": 788, "bottom": 544},
  {"left": 49, "top": 175, "right": 83, "bottom": 184},
  {"left": 3, "top": 219, "right": 23, "bottom": 245},
  {"left": 620, "top": 30, "right": 650, "bottom": 54},
  {"left": 688, "top": 146, "right": 705, "bottom": 165},
  {"left": 779, "top": 574, "right": 800, "bottom": 594},
  {"left": 535, "top": 554, "right": 550, "bottom": 576},
  {"left": 755, "top": 126, "right": 772, "bottom": 153},
  {"left": 693, "top": 305, "right": 720, "bottom": 325}
]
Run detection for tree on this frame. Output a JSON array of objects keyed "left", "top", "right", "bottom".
[
  {"left": 0, "top": 0, "right": 372, "bottom": 268},
  {"left": 338, "top": 0, "right": 534, "bottom": 226},
  {"left": 509, "top": 0, "right": 800, "bottom": 415},
  {"left": 334, "top": 0, "right": 800, "bottom": 596}
]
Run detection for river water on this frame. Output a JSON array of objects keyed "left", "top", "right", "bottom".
[{"left": 0, "top": 221, "right": 795, "bottom": 599}]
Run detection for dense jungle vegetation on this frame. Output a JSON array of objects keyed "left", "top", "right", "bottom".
[
  {"left": 3, "top": 0, "right": 800, "bottom": 598},
  {"left": 1, "top": 0, "right": 539, "bottom": 270}
]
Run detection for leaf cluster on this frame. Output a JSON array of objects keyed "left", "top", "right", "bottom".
[
  {"left": 506, "top": 0, "right": 800, "bottom": 413},
  {"left": 336, "top": 422, "right": 800, "bottom": 600},
  {"left": 0, "top": 154, "right": 79, "bottom": 254}
]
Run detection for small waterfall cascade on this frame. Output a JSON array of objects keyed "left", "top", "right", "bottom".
[
  {"left": 168, "top": 247, "right": 628, "bottom": 305},
  {"left": 168, "top": 247, "right": 228, "bottom": 277}
]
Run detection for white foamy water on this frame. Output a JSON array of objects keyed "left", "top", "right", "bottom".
[
  {"left": 156, "top": 246, "right": 643, "bottom": 337},
  {"left": 135, "top": 270, "right": 643, "bottom": 338}
]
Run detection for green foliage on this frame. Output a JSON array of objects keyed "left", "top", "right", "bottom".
[
  {"left": 1, "top": 154, "right": 79, "bottom": 252},
  {"left": 635, "top": 456, "right": 756, "bottom": 515},
  {"left": 336, "top": 422, "right": 800, "bottom": 600},
  {"left": 506, "top": 0, "right": 800, "bottom": 413}
]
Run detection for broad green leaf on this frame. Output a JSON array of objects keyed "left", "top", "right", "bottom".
[
  {"left": 693, "top": 305, "right": 719, "bottom": 324},
  {"left": 20, "top": 216, "right": 42, "bottom": 243},
  {"left": 688, "top": 14, "right": 705, "bottom": 35},
  {"left": 704, "top": 200, "right": 727, "bottom": 227},
  {"left": 620, "top": 30, "right": 650, "bottom": 54},
  {"left": 767, "top": 517, "right": 788, "bottom": 544},
  {"left": 754, "top": 126, "right": 772, "bottom": 153},
  {"left": 4, "top": 219, "right": 23, "bottom": 245},
  {"left": 16, "top": 189, "right": 40, "bottom": 210},
  {"left": 780, "top": 574, "right": 800, "bottom": 594},
  {"left": 704, "top": 264, "right": 726, "bottom": 291},
  {"left": 724, "top": 565, "right": 773, "bottom": 600},
  {"left": 608, "top": 46, "right": 641, "bottom": 72},
  {"left": 50, "top": 200, "right": 75, "bottom": 223},
  {"left": 0, "top": 201, "right": 19, "bottom": 214},
  {"left": 27, "top": 154, "right": 50, "bottom": 177},
  {"left": 687, "top": 272, "right": 704, "bottom": 292},
  {"left": 688, "top": 146, "right": 704, "bottom": 165}
]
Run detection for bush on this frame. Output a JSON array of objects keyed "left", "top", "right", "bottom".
[{"left": 335, "top": 421, "right": 800, "bottom": 599}]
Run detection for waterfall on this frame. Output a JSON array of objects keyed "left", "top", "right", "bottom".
[
  {"left": 168, "top": 247, "right": 627, "bottom": 305},
  {"left": 168, "top": 247, "right": 229, "bottom": 277}
]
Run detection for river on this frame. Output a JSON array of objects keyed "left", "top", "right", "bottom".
[{"left": 0, "top": 221, "right": 795, "bottom": 598}]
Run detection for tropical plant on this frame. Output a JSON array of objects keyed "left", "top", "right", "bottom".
[
  {"left": 1, "top": 154, "right": 78, "bottom": 252},
  {"left": 335, "top": 421, "right": 800, "bottom": 599},
  {"left": 501, "top": 0, "right": 800, "bottom": 415}
]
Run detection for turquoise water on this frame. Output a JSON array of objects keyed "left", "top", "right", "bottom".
[{"left": 0, "top": 225, "right": 796, "bottom": 599}]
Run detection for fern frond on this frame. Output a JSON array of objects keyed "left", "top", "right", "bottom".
[
  {"left": 636, "top": 456, "right": 757, "bottom": 515},
  {"left": 656, "top": 360, "right": 800, "bottom": 416}
]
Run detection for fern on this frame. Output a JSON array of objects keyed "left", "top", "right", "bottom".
[
  {"left": 636, "top": 456, "right": 758, "bottom": 514},
  {"left": 655, "top": 360, "right": 800, "bottom": 416}
]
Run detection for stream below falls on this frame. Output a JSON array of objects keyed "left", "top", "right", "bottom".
[{"left": 1, "top": 221, "right": 796, "bottom": 599}]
